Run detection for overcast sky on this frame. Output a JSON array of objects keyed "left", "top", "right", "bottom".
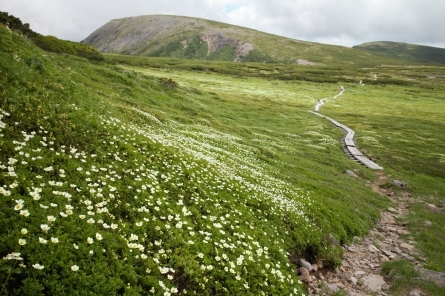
[{"left": 2, "top": 0, "right": 445, "bottom": 48}]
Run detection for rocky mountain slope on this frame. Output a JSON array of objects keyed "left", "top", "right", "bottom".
[{"left": 82, "top": 15, "right": 387, "bottom": 64}]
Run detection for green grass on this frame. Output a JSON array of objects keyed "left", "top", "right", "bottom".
[
  {"left": 382, "top": 260, "right": 445, "bottom": 296},
  {"left": 1, "top": 23, "right": 445, "bottom": 295}
]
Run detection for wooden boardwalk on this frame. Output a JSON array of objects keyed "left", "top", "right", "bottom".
[{"left": 310, "top": 86, "right": 383, "bottom": 170}]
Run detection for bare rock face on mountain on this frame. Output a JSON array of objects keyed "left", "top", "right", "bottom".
[{"left": 201, "top": 32, "right": 253, "bottom": 61}]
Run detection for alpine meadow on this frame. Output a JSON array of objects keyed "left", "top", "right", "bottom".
[{"left": 1, "top": 12, "right": 445, "bottom": 296}]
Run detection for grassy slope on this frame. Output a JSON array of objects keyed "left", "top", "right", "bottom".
[
  {"left": 2, "top": 24, "right": 444, "bottom": 295},
  {"left": 354, "top": 41, "right": 445, "bottom": 65},
  {"left": 0, "top": 25, "right": 390, "bottom": 295}
]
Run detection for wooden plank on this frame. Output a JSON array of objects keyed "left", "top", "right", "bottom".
[
  {"left": 347, "top": 146, "right": 363, "bottom": 156},
  {"left": 344, "top": 139, "right": 355, "bottom": 147},
  {"left": 355, "top": 156, "right": 383, "bottom": 170}
]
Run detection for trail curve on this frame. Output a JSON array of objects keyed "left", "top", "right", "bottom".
[{"left": 311, "top": 86, "right": 383, "bottom": 170}]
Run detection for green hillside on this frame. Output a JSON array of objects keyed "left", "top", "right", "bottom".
[
  {"left": 82, "top": 15, "right": 399, "bottom": 65},
  {"left": 354, "top": 41, "right": 445, "bottom": 64},
  {"left": 2, "top": 15, "right": 445, "bottom": 296}
]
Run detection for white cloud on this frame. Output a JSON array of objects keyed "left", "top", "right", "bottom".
[{"left": 1, "top": 0, "right": 444, "bottom": 48}]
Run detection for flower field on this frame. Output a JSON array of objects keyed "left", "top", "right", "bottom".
[{"left": 0, "top": 25, "right": 395, "bottom": 295}]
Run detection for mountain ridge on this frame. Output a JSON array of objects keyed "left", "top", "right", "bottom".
[{"left": 82, "top": 15, "right": 386, "bottom": 64}]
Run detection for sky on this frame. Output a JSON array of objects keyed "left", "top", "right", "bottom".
[{"left": 2, "top": 0, "right": 445, "bottom": 49}]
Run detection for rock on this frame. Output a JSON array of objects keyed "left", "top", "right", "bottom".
[
  {"left": 324, "top": 283, "right": 339, "bottom": 294},
  {"left": 380, "top": 255, "right": 390, "bottom": 262},
  {"left": 409, "top": 289, "right": 422, "bottom": 296},
  {"left": 355, "top": 270, "right": 366, "bottom": 276},
  {"left": 298, "top": 267, "right": 312, "bottom": 284},
  {"left": 348, "top": 276, "right": 358, "bottom": 285},
  {"left": 368, "top": 244, "right": 379, "bottom": 253},
  {"left": 299, "top": 259, "right": 313, "bottom": 271},
  {"left": 316, "top": 259, "right": 323, "bottom": 269},
  {"left": 381, "top": 249, "right": 395, "bottom": 257},
  {"left": 392, "top": 180, "right": 407, "bottom": 188},
  {"left": 361, "top": 274, "right": 386, "bottom": 292},
  {"left": 400, "top": 243, "right": 415, "bottom": 251},
  {"left": 427, "top": 203, "right": 440, "bottom": 213},
  {"left": 311, "top": 264, "right": 318, "bottom": 272},
  {"left": 393, "top": 246, "right": 402, "bottom": 254},
  {"left": 427, "top": 203, "right": 436, "bottom": 209},
  {"left": 346, "top": 170, "right": 359, "bottom": 178},
  {"left": 424, "top": 220, "right": 432, "bottom": 227},
  {"left": 327, "top": 233, "right": 340, "bottom": 246},
  {"left": 387, "top": 207, "right": 398, "bottom": 214}
]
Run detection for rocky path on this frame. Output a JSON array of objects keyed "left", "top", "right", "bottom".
[{"left": 299, "top": 171, "right": 445, "bottom": 295}]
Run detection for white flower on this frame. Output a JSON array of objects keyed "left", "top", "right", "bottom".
[
  {"left": 79, "top": 215, "right": 86, "bottom": 219},
  {"left": 14, "top": 204, "right": 23, "bottom": 211},
  {"left": 18, "top": 239, "right": 26, "bottom": 245},
  {"left": 87, "top": 218, "right": 95, "bottom": 224},
  {"left": 39, "top": 237, "right": 48, "bottom": 244},
  {"left": 20, "top": 210, "right": 30, "bottom": 217},
  {"left": 51, "top": 237, "right": 59, "bottom": 244},
  {"left": 47, "top": 216, "right": 56, "bottom": 223},
  {"left": 95, "top": 233, "right": 103, "bottom": 241},
  {"left": 159, "top": 267, "right": 169, "bottom": 274},
  {"left": 60, "top": 212, "right": 68, "bottom": 217},
  {"left": 73, "top": 243, "right": 79, "bottom": 249},
  {"left": 197, "top": 253, "right": 204, "bottom": 259},
  {"left": 129, "top": 234, "right": 138, "bottom": 241},
  {"left": 71, "top": 265, "right": 79, "bottom": 271},
  {"left": 3, "top": 252, "right": 23, "bottom": 260},
  {"left": 40, "top": 224, "right": 50, "bottom": 232},
  {"left": 32, "top": 263, "right": 44, "bottom": 270},
  {"left": 87, "top": 237, "right": 94, "bottom": 244},
  {"left": 21, "top": 228, "right": 27, "bottom": 235}
]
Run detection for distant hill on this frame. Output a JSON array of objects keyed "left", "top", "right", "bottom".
[
  {"left": 82, "top": 15, "right": 392, "bottom": 65},
  {"left": 353, "top": 41, "right": 445, "bottom": 65}
]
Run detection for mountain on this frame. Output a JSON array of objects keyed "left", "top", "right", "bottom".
[
  {"left": 353, "top": 41, "right": 445, "bottom": 64},
  {"left": 82, "top": 15, "right": 387, "bottom": 65}
]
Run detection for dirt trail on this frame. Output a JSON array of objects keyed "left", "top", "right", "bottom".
[{"left": 303, "top": 171, "right": 445, "bottom": 295}]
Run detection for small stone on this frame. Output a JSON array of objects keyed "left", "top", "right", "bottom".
[
  {"left": 380, "top": 255, "right": 390, "bottom": 262},
  {"left": 300, "top": 259, "right": 313, "bottom": 271},
  {"left": 392, "top": 180, "right": 407, "bottom": 188},
  {"left": 346, "top": 170, "right": 359, "bottom": 178},
  {"left": 355, "top": 270, "right": 366, "bottom": 276},
  {"left": 409, "top": 288, "right": 423, "bottom": 296},
  {"left": 400, "top": 243, "right": 415, "bottom": 251},
  {"left": 368, "top": 244, "right": 379, "bottom": 253},
  {"left": 349, "top": 276, "right": 358, "bottom": 285},
  {"left": 325, "top": 283, "right": 339, "bottom": 294},
  {"left": 424, "top": 220, "right": 432, "bottom": 227},
  {"left": 381, "top": 249, "right": 395, "bottom": 257},
  {"left": 361, "top": 274, "right": 386, "bottom": 292},
  {"left": 298, "top": 267, "right": 312, "bottom": 284},
  {"left": 317, "top": 260, "right": 323, "bottom": 269},
  {"left": 387, "top": 207, "right": 398, "bottom": 214},
  {"left": 393, "top": 247, "right": 402, "bottom": 254},
  {"left": 312, "top": 264, "right": 318, "bottom": 272}
]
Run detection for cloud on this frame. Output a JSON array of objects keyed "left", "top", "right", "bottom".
[{"left": 1, "top": 0, "right": 444, "bottom": 48}]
